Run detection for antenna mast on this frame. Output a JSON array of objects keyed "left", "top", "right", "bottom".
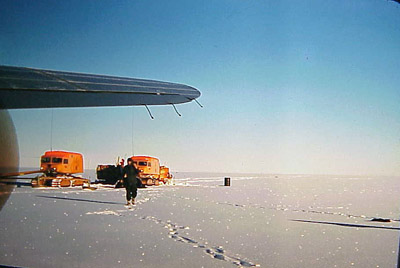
[
  {"left": 131, "top": 106, "right": 135, "bottom": 156},
  {"left": 50, "top": 109, "right": 54, "bottom": 151}
]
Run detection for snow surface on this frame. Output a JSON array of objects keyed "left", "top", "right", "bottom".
[{"left": 1, "top": 174, "right": 399, "bottom": 267}]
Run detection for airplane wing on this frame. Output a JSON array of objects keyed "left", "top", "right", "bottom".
[
  {"left": 0, "top": 65, "right": 201, "bottom": 109},
  {"left": 0, "top": 65, "right": 201, "bottom": 210}
]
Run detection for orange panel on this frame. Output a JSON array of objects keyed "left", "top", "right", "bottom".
[
  {"left": 129, "top": 156, "right": 160, "bottom": 178},
  {"left": 40, "top": 151, "right": 83, "bottom": 174}
]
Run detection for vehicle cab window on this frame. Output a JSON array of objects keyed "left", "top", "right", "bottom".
[
  {"left": 52, "top": 157, "right": 62, "bottom": 163},
  {"left": 41, "top": 157, "right": 51, "bottom": 163}
]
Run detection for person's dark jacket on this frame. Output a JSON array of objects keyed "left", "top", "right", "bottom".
[{"left": 122, "top": 165, "right": 140, "bottom": 186}]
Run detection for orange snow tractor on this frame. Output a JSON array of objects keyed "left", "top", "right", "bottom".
[
  {"left": 131, "top": 156, "right": 160, "bottom": 186},
  {"left": 129, "top": 156, "right": 173, "bottom": 186},
  {"left": 159, "top": 166, "right": 173, "bottom": 184},
  {"left": 31, "top": 151, "right": 90, "bottom": 188},
  {"left": 40, "top": 151, "right": 83, "bottom": 174},
  {"left": 96, "top": 156, "right": 172, "bottom": 187}
]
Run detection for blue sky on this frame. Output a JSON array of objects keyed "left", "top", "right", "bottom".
[{"left": 1, "top": 0, "right": 400, "bottom": 175}]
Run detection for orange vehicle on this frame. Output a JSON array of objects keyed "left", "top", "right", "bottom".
[
  {"left": 97, "top": 155, "right": 171, "bottom": 187},
  {"left": 31, "top": 151, "right": 89, "bottom": 188},
  {"left": 159, "top": 166, "right": 172, "bottom": 184},
  {"left": 40, "top": 151, "right": 83, "bottom": 175},
  {"left": 129, "top": 156, "right": 160, "bottom": 185}
]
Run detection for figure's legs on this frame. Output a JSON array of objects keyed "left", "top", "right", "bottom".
[
  {"left": 131, "top": 186, "right": 137, "bottom": 204},
  {"left": 125, "top": 184, "right": 132, "bottom": 204}
]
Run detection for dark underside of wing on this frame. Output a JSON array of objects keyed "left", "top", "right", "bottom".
[{"left": 0, "top": 65, "right": 201, "bottom": 109}]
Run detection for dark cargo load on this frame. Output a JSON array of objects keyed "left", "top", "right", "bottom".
[
  {"left": 96, "top": 164, "right": 145, "bottom": 188},
  {"left": 96, "top": 165, "right": 123, "bottom": 186}
]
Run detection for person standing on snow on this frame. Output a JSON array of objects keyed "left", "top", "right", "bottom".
[{"left": 123, "top": 158, "right": 141, "bottom": 205}]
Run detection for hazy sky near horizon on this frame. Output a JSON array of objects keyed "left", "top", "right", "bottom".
[{"left": 1, "top": 0, "right": 400, "bottom": 175}]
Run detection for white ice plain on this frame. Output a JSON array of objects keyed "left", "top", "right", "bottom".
[{"left": 0, "top": 174, "right": 399, "bottom": 267}]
